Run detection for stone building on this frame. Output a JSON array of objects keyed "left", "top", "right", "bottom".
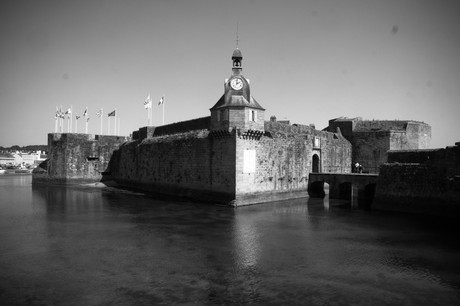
[
  {"left": 108, "top": 48, "right": 352, "bottom": 206},
  {"left": 325, "top": 117, "right": 431, "bottom": 173}
]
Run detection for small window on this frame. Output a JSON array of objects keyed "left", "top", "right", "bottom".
[
  {"left": 313, "top": 137, "right": 320, "bottom": 148},
  {"left": 217, "top": 110, "right": 221, "bottom": 122},
  {"left": 250, "top": 110, "right": 257, "bottom": 122}
]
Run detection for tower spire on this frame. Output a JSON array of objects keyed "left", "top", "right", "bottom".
[{"left": 235, "top": 22, "right": 240, "bottom": 48}]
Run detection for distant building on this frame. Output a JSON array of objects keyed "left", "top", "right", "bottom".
[
  {"left": 325, "top": 117, "right": 431, "bottom": 173},
  {"left": 11, "top": 151, "right": 48, "bottom": 167},
  {"left": 0, "top": 153, "right": 15, "bottom": 166}
]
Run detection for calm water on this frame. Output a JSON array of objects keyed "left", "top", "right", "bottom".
[{"left": 1, "top": 174, "right": 459, "bottom": 305}]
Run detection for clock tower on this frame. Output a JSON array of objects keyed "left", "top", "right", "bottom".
[{"left": 210, "top": 48, "right": 265, "bottom": 132}]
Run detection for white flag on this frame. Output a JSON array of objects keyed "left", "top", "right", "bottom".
[
  {"left": 144, "top": 94, "right": 152, "bottom": 109},
  {"left": 65, "top": 108, "right": 72, "bottom": 118},
  {"left": 158, "top": 95, "right": 164, "bottom": 105}
]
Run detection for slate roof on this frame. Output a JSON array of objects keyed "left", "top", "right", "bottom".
[{"left": 210, "top": 94, "right": 265, "bottom": 111}]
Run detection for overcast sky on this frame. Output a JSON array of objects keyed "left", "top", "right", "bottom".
[{"left": 1, "top": 0, "right": 459, "bottom": 148}]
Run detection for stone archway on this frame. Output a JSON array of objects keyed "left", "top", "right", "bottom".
[{"left": 312, "top": 154, "right": 320, "bottom": 173}]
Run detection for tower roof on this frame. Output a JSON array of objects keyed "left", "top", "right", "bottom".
[
  {"left": 210, "top": 94, "right": 265, "bottom": 111},
  {"left": 232, "top": 48, "right": 242, "bottom": 59}
]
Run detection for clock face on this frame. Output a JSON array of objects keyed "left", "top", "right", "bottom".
[{"left": 230, "top": 78, "right": 243, "bottom": 90}]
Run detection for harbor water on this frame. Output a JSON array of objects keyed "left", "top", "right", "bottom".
[{"left": 1, "top": 174, "right": 459, "bottom": 305}]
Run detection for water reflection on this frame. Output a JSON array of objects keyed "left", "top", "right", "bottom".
[
  {"left": 1, "top": 176, "right": 459, "bottom": 305},
  {"left": 233, "top": 213, "right": 260, "bottom": 269}
]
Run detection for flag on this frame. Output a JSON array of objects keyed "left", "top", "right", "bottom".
[
  {"left": 83, "top": 108, "right": 88, "bottom": 117},
  {"left": 55, "top": 107, "right": 59, "bottom": 120},
  {"left": 144, "top": 94, "right": 152, "bottom": 109},
  {"left": 86, "top": 117, "right": 90, "bottom": 122},
  {"left": 65, "top": 108, "right": 72, "bottom": 118},
  {"left": 108, "top": 110, "right": 116, "bottom": 117},
  {"left": 96, "top": 109, "right": 102, "bottom": 117},
  {"left": 76, "top": 115, "right": 80, "bottom": 120},
  {"left": 158, "top": 95, "right": 164, "bottom": 105}
]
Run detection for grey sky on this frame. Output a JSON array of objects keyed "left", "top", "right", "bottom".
[{"left": 1, "top": 0, "right": 459, "bottom": 148}]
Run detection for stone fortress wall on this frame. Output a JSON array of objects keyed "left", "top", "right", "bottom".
[
  {"left": 326, "top": 117, "right": 431, "bottom": 173},
  {"left": 374, "top": 142, "right": 460, "bottom": 216},
  {"left": 33, "top": 133, "right": 126, "bottom": 184},
  {"left": 106, "top": 117, "right": 351, "bottom": 206}
]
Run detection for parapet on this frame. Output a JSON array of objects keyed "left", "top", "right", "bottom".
[{"left": 133, "top": 117, "right": 211, "bottom": 141}]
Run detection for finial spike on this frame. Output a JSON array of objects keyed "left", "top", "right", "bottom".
[{"left": 236, "top": 21, "right": 239, "bottom": 48}]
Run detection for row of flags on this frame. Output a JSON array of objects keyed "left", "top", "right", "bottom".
[
  {"left": 143, "top": 94, "right": 164, "bottom": 109},
  {"left": 53, "top": 93, "right": 165, "bottom": 134},
  {"left": 144, "top": 94, "right": 165, "bottom": 126},
  {"left": 55, "top": 107, "right": 116, "bottom": 121},
  {"left": 54, "top": 106, "right": 117, "bottom": 135},
  {"left": 54, "top": 93, "right": 163, "bottom": 123}
]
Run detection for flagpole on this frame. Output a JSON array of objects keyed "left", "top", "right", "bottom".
[
  {"left": 100, "top": 108, "right": 103, "bottom": 135},
  {"left": 147, "top": 92, "right": 150, "bottom": 126},
  {"left": 114, "top": 108, "right": 117, "bottom": 135},
  {"left": 75, "top": 116, "right": 78, "bottom": 133},
  {"left": 162, "top": 94, "right": 165, "bottom": 125},
  {"left": 61, "top": 106, "right": 64, "bottom": 132},
  {"left": 85, "top": 106, "right": 88, "bottom": 134},
  {"left": 117, "top": 117, "right": 120, "bottom": 135},
  {"left": 108, "top": 113, "right": 110, "bottom": 135},
  {"left": 54, "top": 107, "right": 58, "bottom": 133},
  {"left": 70, "top": 105, "right": 73, "bottom": 133}
]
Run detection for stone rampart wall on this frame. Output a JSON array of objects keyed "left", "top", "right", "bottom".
[
  {"left": 153, "top": 117, "right": 211, "bottom": 137},
  {"left": 110, "top": 121, "right": 352, "bottom": 206},
  {"left": 34, "top": 133, "right": 126, "bottom": 184},
  {"left": 134, "top": 117, "right": 211, "bottom": 141},
  {"left": 374, "top": 163, "right": 460, "bottom": 216},
  {"left": 110, "top": 130, "right": 237, "bottom": 203},
  {"left": 233, "top": 122, "right": 351, "bottom": 204},
  {"left": 388, "top": 143, "right": 460, "bottom": 178}
]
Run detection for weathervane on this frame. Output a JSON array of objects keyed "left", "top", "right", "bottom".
[{"left": 236, "top": 22, "right": 240, "bottom": 48}]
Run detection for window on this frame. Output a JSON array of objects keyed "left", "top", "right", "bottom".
[
  {"left": 313, "top": 137, "right": 320, "bottom": 148},
  {"left": 250, "top": 110, "right": 257, "bottom": 122}
]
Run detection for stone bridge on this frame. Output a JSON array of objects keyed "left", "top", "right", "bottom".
[{"left": 308, "top": 173, "right": 378, "bottom": 208}]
